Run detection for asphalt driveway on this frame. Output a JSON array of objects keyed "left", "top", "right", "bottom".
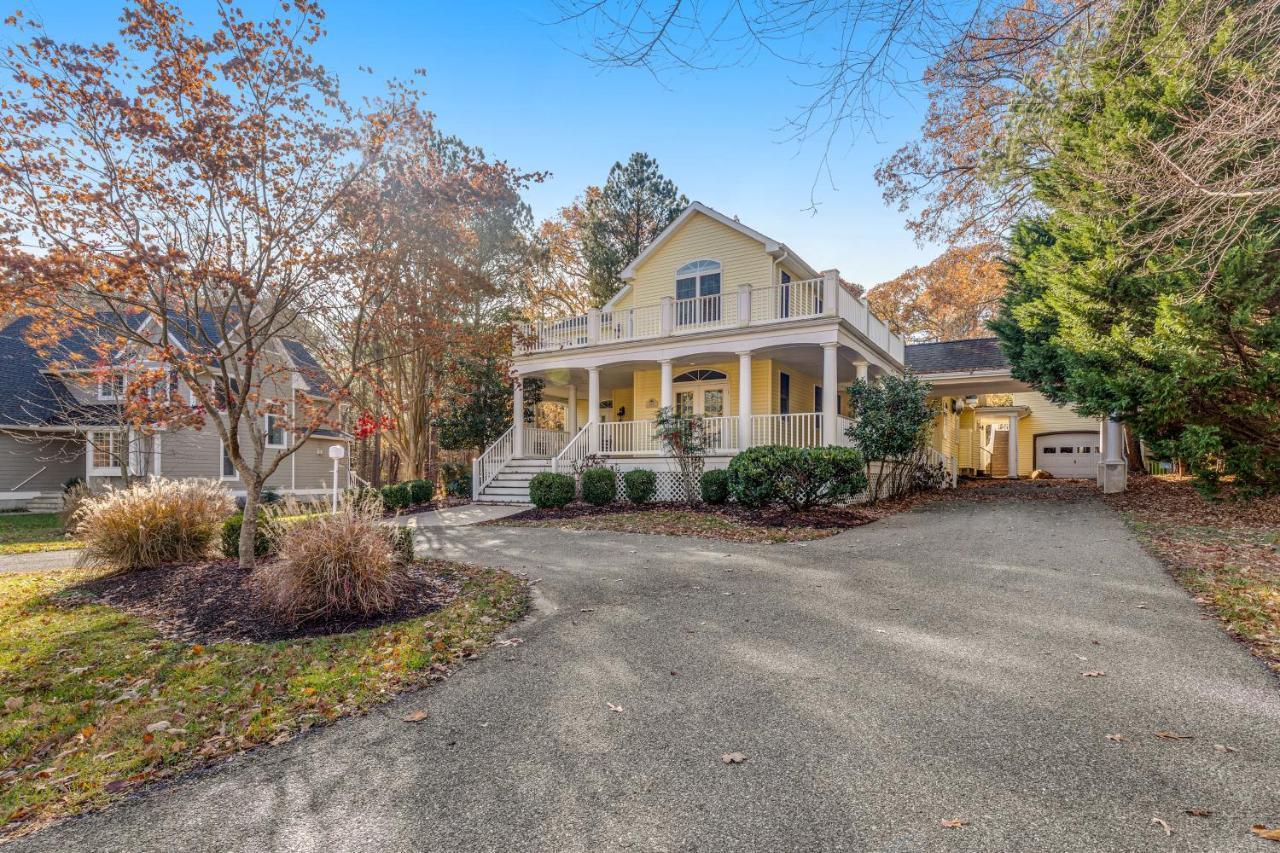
[{"left": 12, "top": 494, "right": 1280, "bottom": 852}]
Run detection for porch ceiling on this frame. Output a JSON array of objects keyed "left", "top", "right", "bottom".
[{"left": 920, "top": 372, "right": 1032, "bottom": 397}]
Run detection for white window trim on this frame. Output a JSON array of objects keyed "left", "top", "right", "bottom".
[
  {"left": 96, "top": 374, "right": 125, "bottom": 401},
  {"left": 219, "top": 439, "right": 239, "bottom": 481},
  {"left": 87, "top": 430, "right": 123, "bottom": 476},
  {"left": 265, "top": 412, "right": 288, "bottom": 449},
  {"left": 674, "top": 259, "right": 723, "bottom": 300}
]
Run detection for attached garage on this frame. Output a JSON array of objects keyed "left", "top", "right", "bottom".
[{"left": 1035, "top": 432, "right": 1101, "bottom": 479}]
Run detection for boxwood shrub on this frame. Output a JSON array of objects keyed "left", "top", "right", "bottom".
[
  {"left": 580, "top": 467, "right": 616, "bottom": 506},
  {"left": 622, "top": 468, "right": 657, "bottom": 504},
  {"left": 700, "top": 468, "right": 730, "bottom": 504},
  {"left": 380, "top": 482, "right": 412, "bottom": 511},
  {"left": 221, "top": 511, "right": 273, "bottom": 559},
  {"left": 529, "top": 472, "right": 575, "bottom": 508},
  {"left": 406, "top": 478, "right": 434, "bottom": 505},
  {"left": 442, "top": 463, "right": 472, "bottom": 498},
  {"left": 727, "top": 445, "right": 867, "bottom": 510}
]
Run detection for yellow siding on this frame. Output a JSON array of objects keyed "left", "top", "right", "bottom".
[
  {"left": 1012, "top": 391, "right": 1100, "bottom": 476},
  {"left": 625, "top": 212, "right": 775, "bottom": 310},
  {"left": 629, "top": 358, "right": 777, "bottom": 420}
]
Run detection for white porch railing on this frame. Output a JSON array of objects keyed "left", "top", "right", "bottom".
[
  {"left": 750, "top": 278, "right": 825, "bottom": 323},
  {"left": 751, "top": 412, "right": 823, "bottom": 447},
  {"left": 674, "top": 293, "right": 735, "bottom": 331},
  {"left": 925, "top": 447, "right": 959, "bottom": 487},
  {"left": 525, "top": 427, "right": 569, "bottom": 458},
  {"left": 472, "top": 425, "right": 514, "bottom": 500},
  {"left": 597, "top": 419, "right": 662, "bottom": 455},
  {"left": 600, "top": 305, "right": 663, "bottom": 343},
  {"left": 834, "top": 414, "right": 855, "bottom": 447},
  {"left": 552, "top": 424, "right": 591, "bottom": 474}
]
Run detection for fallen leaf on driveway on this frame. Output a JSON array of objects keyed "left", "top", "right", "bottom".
[
  {"left": 1106, "top": 733, "right": 1127, "bottom": 742},
  {"left": 1185, "top": 809, "right": 1213, "bottom": 817},
  {"left": 941, "top": 819, "right": 969, "bottom": 829},
  {"left": 1213, "top": 744, "right": 1238, "bottom": 753},
  {"left": 607, "top": 703, "right": 624, "bottom": 713},
  {"left": 1082, "top": 671, "right": 1106, "bottom": 678},
  {"left": 1151, "top": 817, "right": 1171, "bottom": 836},
  {"left": 1154, "top": 731, "right": 1194, "bottom": 740},
  {"left": 1252, "top": 825, "right": 1280, "bottom": 842},
  {"left": 721, "top": 752, "right": 748, "bottom": 764},
  {"left": 401, "top": 710, "right": 429, "bottom": 723}
]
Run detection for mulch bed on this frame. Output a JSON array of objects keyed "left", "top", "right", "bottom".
[
  {"left": 65, "top": 558, "right": 463, "bottom": 644},
  {"left": 384, "top": 497, "right": 470, "bottom": 517}
]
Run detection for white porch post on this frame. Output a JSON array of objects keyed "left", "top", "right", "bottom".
[
  {"left": 659, "top": 297, "right": 674, "bottom": 337},
  {"left": 738, "top": 351, "right": 753, "bottom": 449},
  {"left": 821, "top": 342, "right": 838, "bottom": 445},
  {"left": 737, "top": 283, "right": 752, "bottom": 327},
  {"left": 660, "top": 360, "right": 673, "bottom": 411},
  {"left": 854, "top": 362, "right": 868, "bottom": 382},
  {"left": 587, "top": 367, "right": 601, "bottom": 453},
  {"left": 821, "top": 269, "right": 840, "bottom": 316},
  {"left": 586, "top": 308, "right": 601, "bottom": 345},
  {"left": 1006, "top": 413, "right": 1019, "bottom": 479},
  {"left": 512, "top": 377, "right": 525, "bottom": 458},
  {"left": 1099, "top": 415, "right": 1128, "bottom": 493},
  {"left": 566, "top": 384, "right": 578, "bottom": 435}
]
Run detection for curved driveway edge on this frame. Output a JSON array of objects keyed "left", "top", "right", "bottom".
[{"left": 11, "top": 494, "right": 1280, "bottom": 852}]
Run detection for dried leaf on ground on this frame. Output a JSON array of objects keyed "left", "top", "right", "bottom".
[
  {"left": 1154, "top": 730, "right": 1194, "bottom": 740},
  {"left": 941, "top": 818, "right": 970, "bottom": 829},
  {"left": 721, "top": 751, "right": 748, "bottom": 764},
  {"left": 1082, "top": 671, "right": 1106, "bottom": 677},
  {"left": 606, "top": 702, "right": 624, "bottom": 713},
  {"left": 1253, "top": 825, "right": 1280, "bottom": 842},
  {"left": 1151, "top": 817, "right": 1172, "bottom": 836},
  {"left": 1106, "top": 733, "right": 1127, "bottom": 742},
  {"left": 401, "top": 710, "right": 429, "bottom": 723},
  {"left": 1185, "top": 809, "right": 1213, "bottom": 817}
]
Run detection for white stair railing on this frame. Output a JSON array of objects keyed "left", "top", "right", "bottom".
[
  {"left": 524, "top": 427, "right": 569, "bottom": 458},
  {"left": 552, "top": 424, "right": 592, "bottom": 473},
  {"left": 472, "top": 426, "right": 514, "bottom": 499}
]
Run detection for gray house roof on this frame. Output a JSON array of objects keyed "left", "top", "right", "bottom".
[
  {"left": 0, "top": 315, "right": 337, "bottom": 429},
  {"left": 904, "top": 337, "right": 1010, "bottom": 375}
]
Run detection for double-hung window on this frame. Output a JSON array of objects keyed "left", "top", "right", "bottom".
[
  {"left": 265, "top": 413, "right": 288, "bottom": 449},
  {"left": 89, "top": 431, "right": 122, "bottom": 474},
  {"left": 674, "top": 260, "right": 722, "bottom": 326},
  {"left": 97, "top": 374, "right": 125, "bottom": 401}
]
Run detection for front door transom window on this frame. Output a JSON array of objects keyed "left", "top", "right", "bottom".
[{"left": 673, "top": 369, "right": 728, "bottom": 417}]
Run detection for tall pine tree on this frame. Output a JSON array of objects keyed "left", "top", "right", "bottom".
[{"left": 583, "top": 153, "right": 688, "bottom": 305}]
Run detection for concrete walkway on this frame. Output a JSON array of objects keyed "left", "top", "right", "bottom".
[
  {"left": 397, "top": 502, "right": 529, "bottom": 528},
  {"left": 12, "top": 495, "right": 1280, "bottom": 852}
]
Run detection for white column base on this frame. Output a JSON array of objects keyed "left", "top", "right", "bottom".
[{"left": 1098, "top": 461, "right": 1127, "bottom": 494}]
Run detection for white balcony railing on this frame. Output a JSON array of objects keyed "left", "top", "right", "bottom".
[{"left": 514, "top": 276, "right": 906, "bottom": 365}]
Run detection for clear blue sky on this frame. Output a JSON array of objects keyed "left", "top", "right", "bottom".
[{"left": 21, "top": 1, "right": 942, "bottom": 286}]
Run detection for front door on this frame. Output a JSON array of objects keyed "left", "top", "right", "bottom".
[{"left": 675, "top": 384, "right": 728, "bottom": 417}]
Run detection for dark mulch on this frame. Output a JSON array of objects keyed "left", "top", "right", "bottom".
[
  {"left": 66, "top": 558, "right": 463, "bottom": 644},
  {"left": 384, "top": 497, "right": 470, "bottom": 517}
]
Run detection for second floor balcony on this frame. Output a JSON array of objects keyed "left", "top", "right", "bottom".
[{"left": 514, "top": 273, "right": 905, "bottom": 365}]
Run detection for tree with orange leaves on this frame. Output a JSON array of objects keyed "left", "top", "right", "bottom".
[
  {"left": 0, "top": 1, "right": 420, "bottom": 566},
  {"left": 867, "top": 244, "right": 1005, "bottom": 342}
]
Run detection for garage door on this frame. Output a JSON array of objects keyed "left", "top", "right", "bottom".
[{"left": 1035, "top": 433, "right": 1101, "bottom": 479}]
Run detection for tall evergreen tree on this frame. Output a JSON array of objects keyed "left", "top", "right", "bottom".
[
  {"left": 583, "top": 153, "right": 688, "bottom": 305},
  {"left": 991, "top": 0, "right": 1280, "bottom": 496}
]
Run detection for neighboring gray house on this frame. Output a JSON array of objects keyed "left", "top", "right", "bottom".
[{"left": 0, "top": 315, "right": 351, "bottom": 511}]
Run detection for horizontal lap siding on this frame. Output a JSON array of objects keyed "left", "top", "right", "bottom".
[
  {"left": 0, "top": 433, "right": 84, "bottom": 494},
  {"left": 291, "top": 438, "right": 350, "bottom": 492},
  {"left": 626, "top": 214, "right": 774, "bottom": 310}
]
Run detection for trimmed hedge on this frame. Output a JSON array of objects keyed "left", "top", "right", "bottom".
[
  {"left": 380, "top": 482, "right": 412, "bottom": 511},
  {"left": 581, "top": 467, "right": 616, "bottom": 506},
  {"left": 221, "top": 511, "right": 273, "bottom": 559},
  {"left": 700, "top": 468, "right": 730, "bottom": 504},
  {"left": 622, "top": 469, "right": 657, "bottom": 504},
  {"left": 727, "top": 445, "right": 867, "bottom": 510},
  {"left": 406, "top": 478, "right": 434, "bottom": 505},
  {"left": 529, "top": 472, "right": 575, "bottom": 508}
]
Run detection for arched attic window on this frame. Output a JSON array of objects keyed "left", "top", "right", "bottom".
[
  {"left": 673, "top": 369, "right": 728, "bottom": 382},
  {"left": 675, "top": 260, "right": 721, "bottom": 301}
]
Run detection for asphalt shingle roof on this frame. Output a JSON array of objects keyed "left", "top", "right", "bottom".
[
  {"left": 280, "top": 339, "right": 336, "bottom": 395},
  {"left": 0, "top": 317, "right": 121, "bottom": 427},
  {"left": 904, "top": 337, "right": 1010, "bottom": 375}
]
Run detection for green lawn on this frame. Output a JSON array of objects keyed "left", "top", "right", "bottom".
[
  {"left": 0, "top": 512, "right": 78, "bottom": 555},
  {"left": 0, "top": 564, "right": 529, "bottom": 839}
]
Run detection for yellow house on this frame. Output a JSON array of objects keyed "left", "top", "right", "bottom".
[{"left": 475, "top": 202, "right": 1126, "bottom": 502}]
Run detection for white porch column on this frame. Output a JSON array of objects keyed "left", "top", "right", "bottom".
[
  {"left": 854, "top": 362, "right": 869, "bottom": 382},
  {"left": 1006, "top": 413, "right": 1019, "bottom": 479},
  {"left": 738, "top": 351, "right": 753, "bottom": 449},
  {"left": 512, "top": 377, "right": 525, "bottom": 458},
  {"left": 587, "top": 368, "right": 601, "bottom": 453},
  {"left": 821, "top": 342, "right": 838, "bottom": 445},
  {"left": 566, "top": 384, "right": 578, "bottom": 435},
  {"left": 1099, "top": 415, "right": 1128, "bottom": 493},
  {"left": 659, "top": 359, "right": 673, "bottom": 411}
]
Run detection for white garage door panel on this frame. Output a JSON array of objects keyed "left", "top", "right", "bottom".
[{"left": 1035, "top": 433, "right": 1101, "bottom": 479}]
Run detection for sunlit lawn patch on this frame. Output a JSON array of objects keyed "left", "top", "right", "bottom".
[
  {"left": 0, "top": 562, "right": 528, "bottom": 840},
  {"left": 0, "top": 512, "right": 77, "bottom": 555}
]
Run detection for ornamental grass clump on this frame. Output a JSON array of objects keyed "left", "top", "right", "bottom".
[
  {"left": 74, "top": 478, "right": 234, "bottom": 572},
  {"left": 255, "top": 497, "right": 410, "bottom": 624}
]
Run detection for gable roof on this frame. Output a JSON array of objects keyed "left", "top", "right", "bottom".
[
  {"left": 904, "top": 337, "right": 1010, "bottom": 375},
  {"left": 0, "top": 316, "right": 120, "bottom": 427},
  {"left": 280, "top": 338, "right": 336, "bottom": 394},
  {"left": 613, "top": 202, "right": 822, "bottom": 299}
]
